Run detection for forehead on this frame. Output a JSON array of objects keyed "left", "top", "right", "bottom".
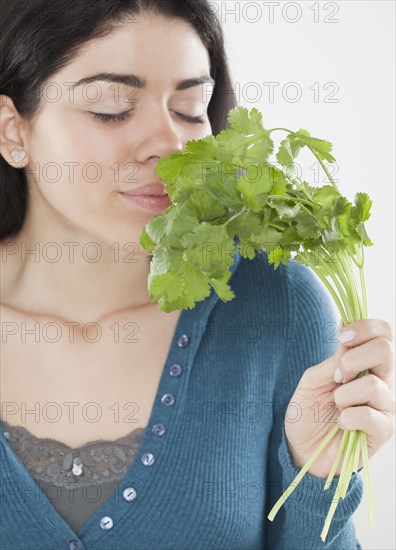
[{"left": 59, "top": 14, "right": 212, "bottom": 90}]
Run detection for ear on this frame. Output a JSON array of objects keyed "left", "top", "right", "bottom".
[{"left": 0, "top": 95, "right": 30, "bottom": 169}]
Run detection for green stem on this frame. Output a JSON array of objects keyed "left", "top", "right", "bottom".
[
  {"left": 320, "top": 247, "right": 355, "bottom": 296},
  {"left": 341, "top": 431, "right": 358, "bottom": 498},
  {"left": 267, "top": 423, "right": 341, "bottom": 522},
  {"left": 361, "top": 431, "right": 376, "bottom": 528},
  {"left": 224, "top": 208, "right": 248, "bottom": 227},
  {"left": 292, "top": 178, "right": 313, "bottom": 202},
  {"left": 360, "top": 267, "right": 367, "bottom": 319},
  {"left": 321, "top": 245, "right": 365, "bottom": 323},
  {"left": 358, "top": 246, "right": 368, "bottom": 318},
  {"left": 320, "top": 430, "right": 355, "bottom": 542},
  {"left": 315, "top": 251, "right": 355, "bottom": 322},
  {"left": 322, "top": 429, "right": 372, "bottom": 541},
  {"left": 320, "top": 482, "right": 343, "bottom": 542},
  {"left": 336, "top": 249, "right": 363, "bottom": 321},
  {"left": 343, "top": 252, "right": 363, "bottom": 317},
  {"left": 338, "top": 431, "right": 357, "bottom": 496},
  {"left": 268, "top": 127, "right": 294, "bottom": 135},
  {"left": 324, "top": 428, "right": 350, "bottom": 490},
  {"left": 267, "top": 194, "right": 320, "bottom": 209},
  {"left": 269, "top": 222, "right": 288, "bottom": 231},
  {"left": 293, "top": 178, "right": 314, "bottom": 202},
  {"left": 298, "top": 251, "right": 349, "bottom": 324},
  {"left": 311, "top": 152, "right": 340, "bottom": 193},
  {"left": 349, "top": 242, "right": 364, "bottom": 268},
  {"left": 353, "top": 432, "right": 362, "bottom": 473}
]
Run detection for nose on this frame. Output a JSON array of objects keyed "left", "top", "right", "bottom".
[{"left": 133, "top": 109, "right": 184, "bottom": 165}]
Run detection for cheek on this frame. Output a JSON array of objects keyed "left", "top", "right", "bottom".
[
  {"left": 27, "top": 113, "right": 150, "bottom": 244},
  {"left": 28, "top": 110, "right": 117, "bottom": 203},
  {"left": 190, "top": 120, "right": 212, "bottom": 140}
]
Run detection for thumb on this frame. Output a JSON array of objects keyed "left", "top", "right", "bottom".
[{"left": 304, "top": 320, "right": 348, "bottom": 386}]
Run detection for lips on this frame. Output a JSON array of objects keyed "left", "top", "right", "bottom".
[
  {"left": 118, "top": 181, "right": 172, "bottom": 215},
  {"left": 119, "top": 182, "right": 167, "bottom": 197}
]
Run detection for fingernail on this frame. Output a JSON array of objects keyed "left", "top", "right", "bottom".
[
  {"left": 339, "top": 330, "right": 356, "bottom": 344},
  {"left": 334, "top": 368, "right": 343, "bottom": 384}
]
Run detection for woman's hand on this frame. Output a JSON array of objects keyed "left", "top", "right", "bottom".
[{"left": 285, "top": 319, "right": 395, "bottom": 478}]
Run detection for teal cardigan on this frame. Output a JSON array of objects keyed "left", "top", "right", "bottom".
[{"left": 0, "top": 250, "right": 363, "bottom": 549}]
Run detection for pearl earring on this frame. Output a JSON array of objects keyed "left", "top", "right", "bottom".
[{"left": 11, "top": 149, "right": 26, "bottom": 163}]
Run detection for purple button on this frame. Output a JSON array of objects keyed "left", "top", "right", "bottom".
[
  {"left": 177, "top": 334, "right": 190, "bottom": 348},
  {"left": 141, "top": 453, "right": 155, "bottom": 466},
  {"left": 161, "top": 393, "right": 175, "bottom": 406},
  {"left": 151, "top": 423, "right": 166, "bottom": 436},
  {"left": 169, "top": 364, "right": 183, "bottom": 377}
]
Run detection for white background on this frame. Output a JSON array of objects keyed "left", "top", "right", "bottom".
[{"left": 209, "top": 1, "right": 395, "bottom": 548}]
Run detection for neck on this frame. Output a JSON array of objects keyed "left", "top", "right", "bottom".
[{"left": 2, "top": 227, "right": 156, "bottom": 325}]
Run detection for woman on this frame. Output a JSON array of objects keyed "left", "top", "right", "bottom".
[{"left": 0, "top": 1, "right": 394, "bottom": 549}]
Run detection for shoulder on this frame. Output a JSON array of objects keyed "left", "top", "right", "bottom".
[
  {"left": 231, "top": 251, "right": 339, "bottom": 359},
  {"left": 232, "top": 250, "right": 338, "bottom": 322}
]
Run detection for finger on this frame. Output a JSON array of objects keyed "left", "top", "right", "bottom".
[
  {"left": 338, "top": 318, "right": 394, "bottom": 347},
  {"left": 338, "top": 405, "right": 395, "bottom": 445},
  {"left": 333, "top": 374, "right": 396, "bottom": 414},
  {"left": 337, "top": 337, "right": 394, "bottom": 386}
]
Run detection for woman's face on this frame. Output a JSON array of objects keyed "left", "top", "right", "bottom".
[{"left": 24, "top": 14, "right": 214, "bottom": 251}]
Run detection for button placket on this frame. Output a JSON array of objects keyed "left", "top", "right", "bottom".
[
  {"left": 97, "top": 332, "right": 190, "bottom": 536},
  {"left": 142, "top": 334, "right": 189, "bottom": 482}
]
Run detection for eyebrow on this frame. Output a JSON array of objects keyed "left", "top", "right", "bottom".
[{"left": 72, "top": 73, "right": 215, "bottom": 91}]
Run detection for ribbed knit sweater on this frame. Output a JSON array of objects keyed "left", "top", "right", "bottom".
[{"left": 0, "top": 249, "right": 363, "bottom": 550}]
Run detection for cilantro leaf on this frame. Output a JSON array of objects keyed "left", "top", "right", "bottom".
[
  {"left": 208, "top": 271, "right": 236, "bottom": 302},
  {"left": 292, "top": 129, "right": 336, "bottom": 163},
  {"left": 139, "top": 226, "right": 156, "bottom": 253},
  {"left": 227, "top": 106, "right": 264, "bottom": 135},
  {"left": 270, "top": 200, "right": 302, "bottom": 221},
  {"left": 188, "top": 190, "right": 227, "bottom": 221},
  {"left": 181, "top": 222, "right": 236, "bottom": 277},
  {"left": 267, "top": 245, "right": 292, "bottom": 269},
  {"left": 296, "top": 212, "right": 321, "bottom": 240},
  {"left": 144, "top": 202, "right": 199, "bottom": 247},
  {"left": 245, "top": 134, "right": 274, "bottom": 162},
  {"left": 352, "top": 192, "right": 373, "bottom": 222},
  {"left": 216, "top": 129, "right": 252, "bottom": 161},
  {"left": 185, "top": 134, "right": 218, "bottom": 158},
  {"left": 155, "top": 151, "right": 186, "bottom": 184},
  {"left": 276, "top": 136, "right": 304, "bottom": 167},
  {"left": 237, "top": 162, "right": 274, "bottom": 213}
]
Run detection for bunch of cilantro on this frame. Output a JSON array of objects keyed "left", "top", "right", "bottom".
[{"left": 140, "top": 107, "right": 374, "bottom": 541}]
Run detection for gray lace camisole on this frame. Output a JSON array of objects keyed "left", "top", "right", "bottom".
[{"left": 1, "top": 421, "right": 146, "bottom": 534}]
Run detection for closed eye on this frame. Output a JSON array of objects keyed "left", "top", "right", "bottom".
[
  {"left": 91, "top": 110, "right": 133, "bottom": 123},
  {"left": 176, "top": 112, "right": 205, "bottom": 125},
  {"left": 90, "top": 110, "right": 205, "bottom": 124}
]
